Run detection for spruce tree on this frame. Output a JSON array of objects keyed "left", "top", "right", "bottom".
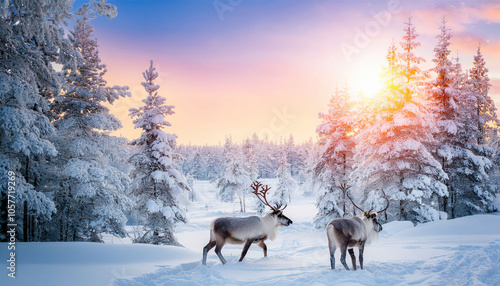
[
  {"left": 0, "top": 0, "right": 79, "bottom": 241},
  {"left": 274, "top": 149, "right": 297, "bottom": 206},
  {"left": 351, "top": 18, "right": 447, "bottom": 223},
  {"left": 217, "top": 137, "right": 251, "bottom": 212},
  {"left": 314, "top": 86, "right": 356, "bottom": 228},
  {"left": 129, "top": 61, "right": 190, "bottom": 245},
  {"left": 50, "top": 3, "right": 131, "bottom": 242}
]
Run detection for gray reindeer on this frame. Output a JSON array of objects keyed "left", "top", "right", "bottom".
[
  {"left": 327, "top": 188, "right": 389, "bottom": 270},
  {"left": 202, "top": 181, "right": 293, "bottom": 265}
]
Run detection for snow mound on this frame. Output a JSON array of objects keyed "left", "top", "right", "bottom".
[
  {"left": 0, "top": 243, "right": 199, "bottom": 286},
  {"left": 379, "top": 220, "right": 414, "bottom": 238},
  {"left": 394, "top": 214, "right": 500, "bottom": 237}
]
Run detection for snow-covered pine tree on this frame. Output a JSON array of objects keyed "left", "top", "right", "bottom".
[
  {"left": 217, "top": 137, "right": 251, "bottom": 212},
  {"left": 426, "top": 18, "right": 466, "bottom": 217},
  {"left": 0, "top": 0, "right": 80, "bottom": 242},
  {"left": 286, "top": 135, "right": 302, "bottom": 177},
  {"left": 351, "top": 19, "right": 447, "bottom": 223},
  {"left": 206, "top": 147, "right": 224, "bottom": 181},
  {"left": 450, "top": 45, "right": 500, "bottom": 216},
  {"left": 257, "top": 137, "right": 278, "bottom": 178},
  {"left": 314, "top": 86, "right": 356, "bottom": 228},
  {"left": 468, "top": 46, "right": 499, "bottom": 145},
  {"left": 243, "top": 138, "right": 263, "bottom": 212},
  {"left": 274, "top": 149, "right": 298, "bottom": 207},
  {"left": 49, "top": 3, "right": 132, "bottom": 242},
  {"left": 129, "top": 61, "right": 190, "bottom": 245},
  {"left": 428, "top": 20, "right": 497, "bottom": 218},
  {"left": 191, "top": 151, "right": 206, "bottom": 180},
  {"left": 298, "top": 139, "right": 321, "bottom": 196}
]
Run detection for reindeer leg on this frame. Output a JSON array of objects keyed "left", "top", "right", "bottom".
[
  {"left": 359, "top": 243, "right": 365, "bottom": 270},
  {"left": 239, "top": 238, "right": 255, "bottom": 262},
  {"left": 202, "top": 240, "right": 216, "bottom": 266},
  {"left": 214, "top": 240, "right": 227, "bottom": 265},
  {"left": 327, "top": 234, "right": 336, "bottom": 269},
  {"left": 340, "top": 244, "right": 350, "bottom": 270},
  {"left": 348, "top": 248, "right": 357, "bottom": 270},
  {"left": 258, "top": 240, "right": 267, "bottom": 257}
]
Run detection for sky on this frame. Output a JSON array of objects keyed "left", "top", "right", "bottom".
[{"left": 79, "top": 0, "right": 500, "bottom": 145}]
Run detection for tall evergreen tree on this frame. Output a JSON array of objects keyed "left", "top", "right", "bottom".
[
  {"left": 450, "top": 46, "right": 500, "bottom": 216},
  {"left": 129, "top": 61, "right": 190, "bottom": 245},
  {"left": 427, "top": 18, "right": 465, "bottom": 217},
  {"left": 286, "top": 135, "right": 302, "bottom": 177},
  {"left": 217, "top": 137, "right": 251, "bottom": 212},
  {"left": 299, "top": 139, "right": 321, "bottom": 196},
  {"left": 468, "top": 46, "right": 499, "bottom": 145},
  {"left": 351, "top": 18, "right": 447, "bottom": 223},
  {"left": 0, "top": 0, "right": 79, "bottom": 241},
  {"left": 274, "top": 149, "right": 297, "bottom": 206},
  {"left": 243, "top": 138, "right": 263, "bottom": 212},
  {"left": 191, "top": 151, "right": 206, "bottom": 180},
  {"left": 428, "top": 20, "right": 497, "bottom": 217},
  {"left": 314, "top": 86, "right": 356, "bottom": 228},
  {"left": 50, "top": 3, "right": 131, "bottom": 242}
]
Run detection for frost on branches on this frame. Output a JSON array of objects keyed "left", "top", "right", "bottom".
[
  {"left": 314, "top": 86, "right": 356, "bottom": 228},
  {"left": 428, "top": 19, "right": 497, "bottom": 218},
  {"left": 274, "top": 149, "right": 298, "bottom": 207},
  {"left": 242, "top": 138, "right": 263, "bottom": 212},
  {"left": 129, "top": 61, "right": 191, "bottom": 245},
  {"left": 0, "top": 0, "right": 78, "bottom": 241},
  {"left": 351, "top": 17, "right": 447, "bottom": 224},
  {"left": 217, "top": 137, "right": 251, "bottom": 212},
  {"left": 49, "top": 3, "right": 132, "bottom": 242}
]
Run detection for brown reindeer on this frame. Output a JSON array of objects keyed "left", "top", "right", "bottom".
[
  {"left": 327, "top": 189, "right": 389, "bottom": 270},
  {"left": 202, "top": 181, "right": 293, "bottom": 265}
]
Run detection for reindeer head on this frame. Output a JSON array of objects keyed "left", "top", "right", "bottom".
[
  {"left": 347, "top": 188, "right": 389, "bottom": 233},
  {"left": 251, "top": 181, "right": 293, "bottom": 227},
  {"left": 362, "top": 211, "right": 383, "bottom": 232}
]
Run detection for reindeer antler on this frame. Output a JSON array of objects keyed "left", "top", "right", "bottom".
[
  {"left": 346, "top": 187, "right": 390, "bottom": 215},
  {"left": 251, "top": 181, "right": 286, "bottom": 211},
  {"left": 376, "top": 189, "right": 390, "bottom": 213},
  {"left": 341, "top": 184, "right": 364, "bottom": 212},
  {"left": 346, "top": 191, "right": 365, "bottom": 213}
]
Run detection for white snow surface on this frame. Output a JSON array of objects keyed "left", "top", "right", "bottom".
[{"left": 1, "top": 179, "right": 499, "bottom": 286}]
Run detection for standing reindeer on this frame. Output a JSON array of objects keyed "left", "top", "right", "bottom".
[
  {"left": 202, "top": 181, "right": 293, "bottom": 265},
  {"left": 327, "top": 189, "right": 389, "bottom": 270}
]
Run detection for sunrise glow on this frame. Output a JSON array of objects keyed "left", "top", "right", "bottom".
[{"left": 83, "top": 0, "right": 500, "bottom": 145}]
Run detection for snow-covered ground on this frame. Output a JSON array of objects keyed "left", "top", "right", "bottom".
[{"left": 2, "top": 179, "right": 500, "bottom": 286}]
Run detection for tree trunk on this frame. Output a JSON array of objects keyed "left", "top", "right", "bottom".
[
  {"left": 399, "top": 199, "right": 405, "bottom": 221},
  {"left": 342, "top": 191, "right": 346, "bottom": 217},
  {"left": 25, "top": 156, "right": 29, "bottom": 184},
  {"left": 23, "top": 201, "right": 28, "bottom": 242},
  {"left": 0, "top": 191, "right": 7, "bottom": 242},
  {"left": 450, "top": 188, "right": 456, "bottom": 219}
]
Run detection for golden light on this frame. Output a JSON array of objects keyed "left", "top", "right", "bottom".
[{"left": 347, "top": 59, "right": 384, "bottom": 101}]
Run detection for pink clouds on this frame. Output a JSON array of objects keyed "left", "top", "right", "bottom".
[{"left": 413, "top": 3, "right": 500, "bottom": 35}]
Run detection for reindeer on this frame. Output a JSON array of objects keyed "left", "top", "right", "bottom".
[
  {"left": 327, "top": 189, "right": 389, "bottom": 270},
  {"left": 202, "top": 181, "right": 293, "bottom": 265}
]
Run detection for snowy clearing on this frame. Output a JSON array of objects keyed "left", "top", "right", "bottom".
[{"left": 2, "top": 179, "right": 499, "bottom": 286}]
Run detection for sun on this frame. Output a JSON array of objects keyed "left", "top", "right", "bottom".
[
  {"left": 346, "top": 59, "right": 385, "bottom": 101},
  {"left": 350, "top": 69, "right": 383, "bottom": 100}
]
